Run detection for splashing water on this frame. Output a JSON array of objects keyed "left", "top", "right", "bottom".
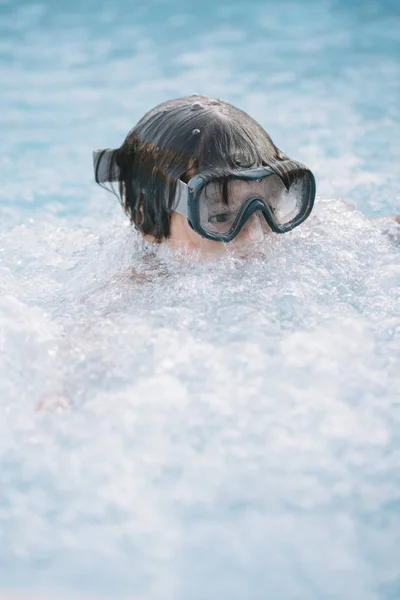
[
  {"left": 1, "top": 199, "right": 399, "bottom": 600},
  {"left": 0, "top": 0, "right": 400, "bottom": 598}
]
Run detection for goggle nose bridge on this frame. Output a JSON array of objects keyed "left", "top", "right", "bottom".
[{"left": 234, "top": 195, "right": 277, "bottom": 231}]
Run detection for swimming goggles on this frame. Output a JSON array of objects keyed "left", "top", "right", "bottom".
[{"left": 93, "top": 149, "right": 316, "bottom": 242}]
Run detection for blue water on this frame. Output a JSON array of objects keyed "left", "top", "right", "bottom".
[{"left": 0, "top": 0, "right": 399, "bottom": 599}]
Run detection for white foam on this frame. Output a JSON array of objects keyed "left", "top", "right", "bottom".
[{"left": 0, "top": 198, "right": 399, "bottom": 599}]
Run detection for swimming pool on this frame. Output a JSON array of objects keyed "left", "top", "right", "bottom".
[{"left": 0, "top": 0, "right": 399, "bottom": 598}]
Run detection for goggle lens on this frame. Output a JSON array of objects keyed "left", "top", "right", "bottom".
[{"left": 198, "top": 172, "right": 311, "bottom": 237}]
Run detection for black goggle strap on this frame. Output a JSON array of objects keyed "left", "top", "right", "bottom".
[
  {"left": 93, "top": 148, "right": 190, "bottom": 218},
  {"left": 93, "top": 149, "right": 120, "bottom": 183},
  {"left": 173, "top": 179, "right": 189, "bottom": 218}
]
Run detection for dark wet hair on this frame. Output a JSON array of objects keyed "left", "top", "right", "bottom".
[{"left": 95, "top": 95, "right": 290, "bottom": 241}]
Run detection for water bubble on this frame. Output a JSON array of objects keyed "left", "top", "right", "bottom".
[
  {"left": 190, "top": 102, "right": 204, "bottom": 111},
  {"left": 192, "top": 129, "right": 201, "bottom": 135}
]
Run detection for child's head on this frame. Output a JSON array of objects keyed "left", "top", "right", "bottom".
[{"left": 94, "top": 95, "right": 315, "bottom": 255}]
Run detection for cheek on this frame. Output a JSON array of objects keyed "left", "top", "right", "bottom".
[
  {"left": 168, "top": 211, "right": 225, "bottom": 255},
  {"left": 188, "top": 222, "right": 226, "bottom": 254}
]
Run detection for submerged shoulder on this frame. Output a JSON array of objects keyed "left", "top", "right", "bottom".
[{"left": 371, "top": 215, "right": 400, "bottom": 244}]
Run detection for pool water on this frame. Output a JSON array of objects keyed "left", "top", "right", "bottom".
[{"left": 0, "top": 0, "right": 399, "bottom": 599}]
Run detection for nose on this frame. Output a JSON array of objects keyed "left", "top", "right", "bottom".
[{"left": 234, "top": 212, "right": 265, "bottom": 244}]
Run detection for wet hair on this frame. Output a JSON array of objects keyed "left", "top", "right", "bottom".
[{"left": 95, "top": 95, "right": 290, "bottom": 241}]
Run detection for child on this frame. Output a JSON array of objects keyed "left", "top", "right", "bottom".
[{"left": 94, "top": 95, "right": 314, "bottom": 256}]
